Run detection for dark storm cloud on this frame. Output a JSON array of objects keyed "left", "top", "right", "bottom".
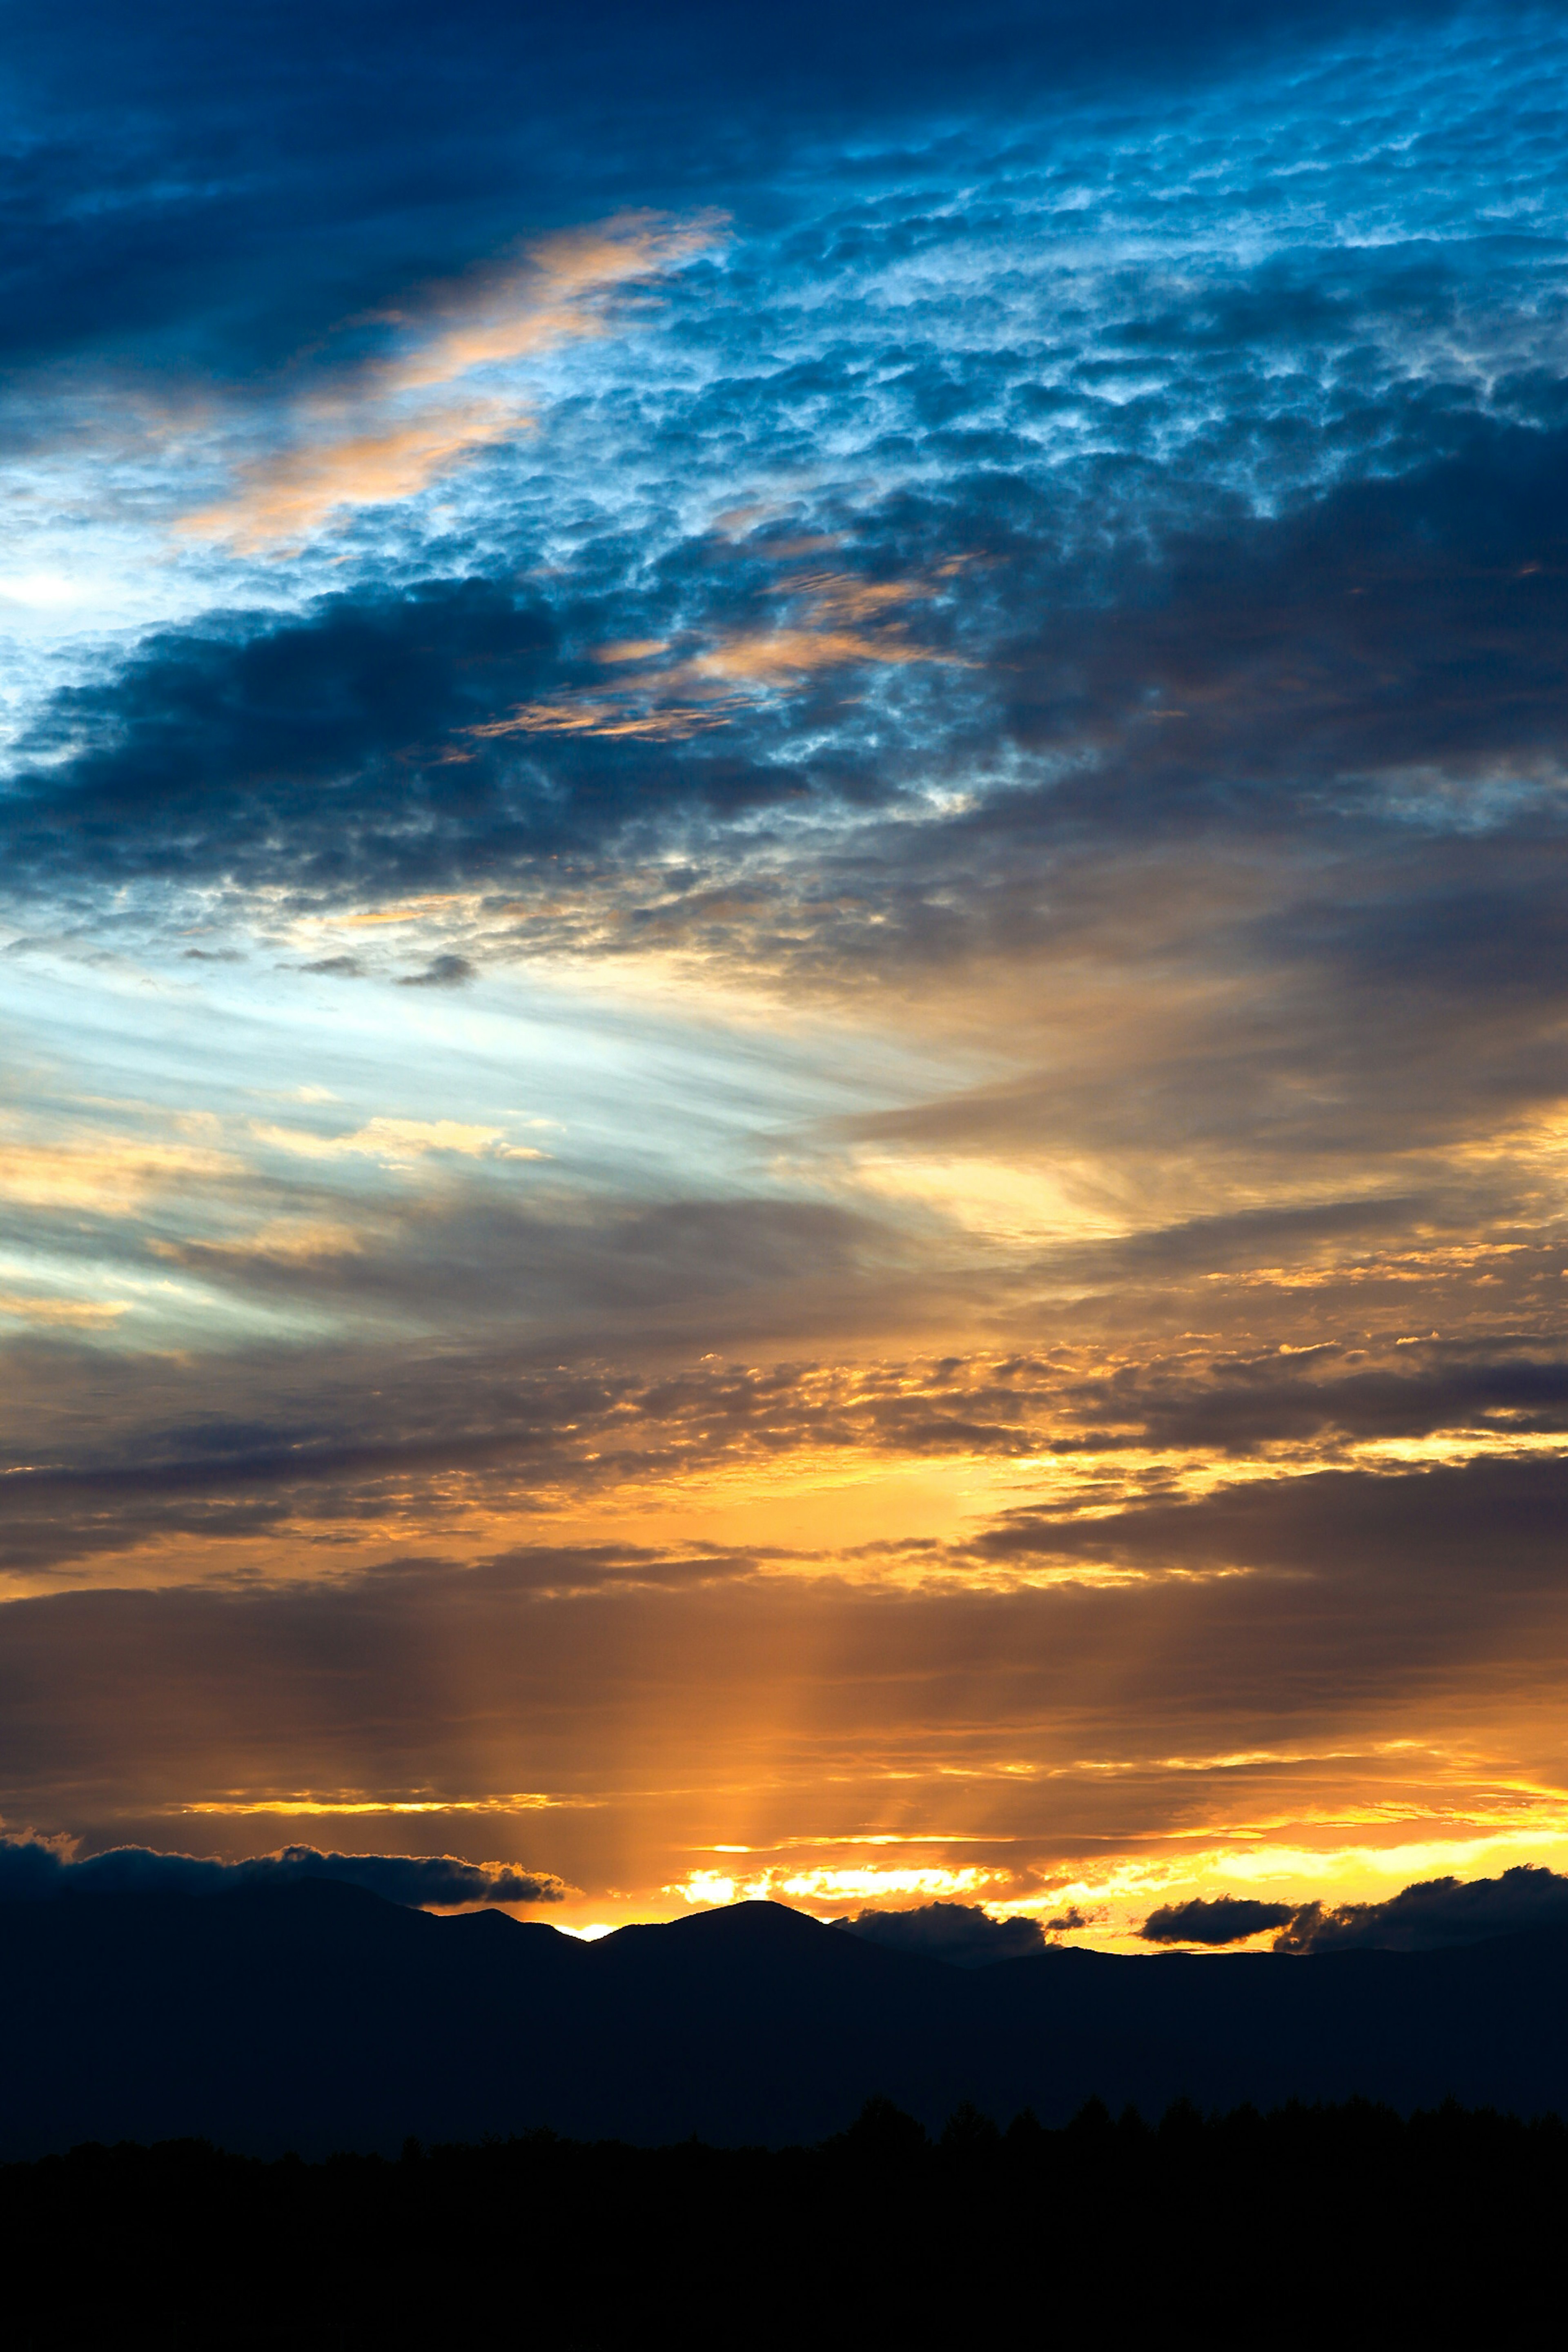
[
  {"left": 836, "top": 1900, "right": 1046, "bottom": 1966},
  {"left": 5, "top": 582, "right": 557, "bottom": 893},
  {"left": 811, "top": 413, "right": 1568, "bottom": 996},
  {"left": 0, "top": 1835, "right": 566, "bottom": 1905},
  {"left": 1140, "top": 1895, "right": 1297, "bottom": 1945}
]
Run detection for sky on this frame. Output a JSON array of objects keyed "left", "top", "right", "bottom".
[{"left": 4, "top": 0, "right": 1568, "bottom": 1949}]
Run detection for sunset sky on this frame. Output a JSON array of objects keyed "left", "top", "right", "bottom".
[{"left": 4, "top": 0, "right": 1568, "bottom": 1949}]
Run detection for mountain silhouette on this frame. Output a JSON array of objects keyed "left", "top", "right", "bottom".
[{"left": 4, "top": 1884, "right": 1568, "bottom": 2156}]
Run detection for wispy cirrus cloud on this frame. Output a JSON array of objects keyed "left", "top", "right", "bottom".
[{"left": 0, "top": 1129, "right": 238, "bottom": 1212}]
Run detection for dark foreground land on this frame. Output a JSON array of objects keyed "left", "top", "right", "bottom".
[
  {"left": 8, "top": 1884, "right": 1568, "bottom": 2154},
  {"left": 3, "top": 2098, "right": 1561, "bottom": 2349}
]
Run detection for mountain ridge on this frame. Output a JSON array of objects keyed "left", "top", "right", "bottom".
[{"left": 5, "top": 1882, "right": 1567, "bottom": 2156}]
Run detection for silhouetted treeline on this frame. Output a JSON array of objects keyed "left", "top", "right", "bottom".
[{"left": 2, "top": 2094, "right": 1559, "bottom": 2347}]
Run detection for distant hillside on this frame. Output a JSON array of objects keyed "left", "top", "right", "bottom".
[{"left": 4, "top": 1885, "right": 1568, "bottom": 2157}]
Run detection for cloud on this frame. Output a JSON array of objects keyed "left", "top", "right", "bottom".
[
  {"left": 0, "top": 1293, "right": 128, "bottom": 1330},
  {"left": 976, "top": 1451, "right": 1568, "bottom": 1602},
  {"left": 247, "top": 1114, "right": 519, "bottom": 1163},
  {"left": 1, "top": 0, "right": 1427, "bottom": 389},
  {"left": 179, "top": 211, "right": 726, "bottom": 550},
  {"left": 0, "top": 1834, "right": 569, "bottom": 1907},
  {"left": 11, "top": 1332, "right": 1568, "bottom": 1585},
  {"left": 470, "top": 695, "right": 747, "bottom": 743},
  {"left": 397, "top": 953, "right": 475, "bottom": 989},
  {"left": 0, "top": 1129, "right": 238, "bottom": 1213},
  {"left": 1136, "top": 1868, "right": 1568, "bottom": 1954},
  {"left": 834, "top": 1900, "right": 1047, "bottom": 1966},
  {"left": 180, "top": 400, "right": 531, "bottom": 553},
  {"left": 7, "top": 402, "right": 1565, "bottom": 991},
  {"left": 463, "top": 562, "right": 960, "bottom": 747},
  {"left": 149, "top": 1192, "right": 896, "bottom": 1338},
  {"left": 3, "top": 1526, "right": 1568, "bottom": 1919},
  {"left": 1276, "top": 1866, "right": 1568, "bottom": 1954},
  {"left": 1140, "top": 1895, "right": 1299, "bottom": 1946}
]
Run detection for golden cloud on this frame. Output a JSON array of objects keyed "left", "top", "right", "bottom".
[
  {"left": 0, "top": 1133, "right": 238, "bottom": 1213},
  {"left": 0, "top": 1291, "right": 129, "bottom": 1328},
  {"left": 250, "top": 1116, "right": 546, "bottom": 1164}
]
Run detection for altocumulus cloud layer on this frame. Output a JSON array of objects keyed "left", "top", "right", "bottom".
[{"left": 4, "top": 0, "right": 1568, "bottom": 1940}]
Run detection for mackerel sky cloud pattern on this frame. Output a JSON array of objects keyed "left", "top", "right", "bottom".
[{"left": 4, "top": 0, "right": 1568, "bottom": 1944}]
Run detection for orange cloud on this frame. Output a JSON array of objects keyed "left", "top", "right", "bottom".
[
  {"left": 374, "top": 212, "right": 724, "bottom": 389},
  {"left": 176, "top": 1791, "right": 594, "bottom": 1815},
  {"left": 467, "top": 566, "right": 959, "bottom": 741},
  {"left": 469, "top": 695, "right": 744, "bottom": 742},
  {"left": 679, "top": 567, "right": 960, "bottom": 688},
  {"left": 181, "top": 209, "right": 726, "bottom": 550},
  {"left": 182, "top": 399, "right": 523, "bottom": 553}
]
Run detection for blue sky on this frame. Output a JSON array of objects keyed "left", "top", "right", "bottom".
[{"left": 5, "top": 0, "right": 1568, "bottom": 1943}]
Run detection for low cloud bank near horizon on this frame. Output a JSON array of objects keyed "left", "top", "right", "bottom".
[
  {"left": 0, "top": 1837, "right": 569, "bottom": 1908},
  {"left": 1141, "top": 1866, "right": 1568, "bottom": 1953},
  {"left": 834, "top": 1900, "right": 1047, "bottom": 1967},
  {"left": 1140, "top": 1895, "right": 1299, "bottom": 1947}
]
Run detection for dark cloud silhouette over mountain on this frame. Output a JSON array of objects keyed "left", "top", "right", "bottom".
[
  {"left": 1277, "top": 1866, "right": 1568, "bottom": 1953},
  {"left": 1137, "top": 1867, "right": 1568, "bottom": 1952},
  {"left": 835, "top": 1900, "right": 1047, "bottom": 1966},
  {"left": 0, "top": 1836, "right": 567, "bottom": 1907},
  {"left": 1140, "top": 1896, "right": 1299, "bottom": 1946}
]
